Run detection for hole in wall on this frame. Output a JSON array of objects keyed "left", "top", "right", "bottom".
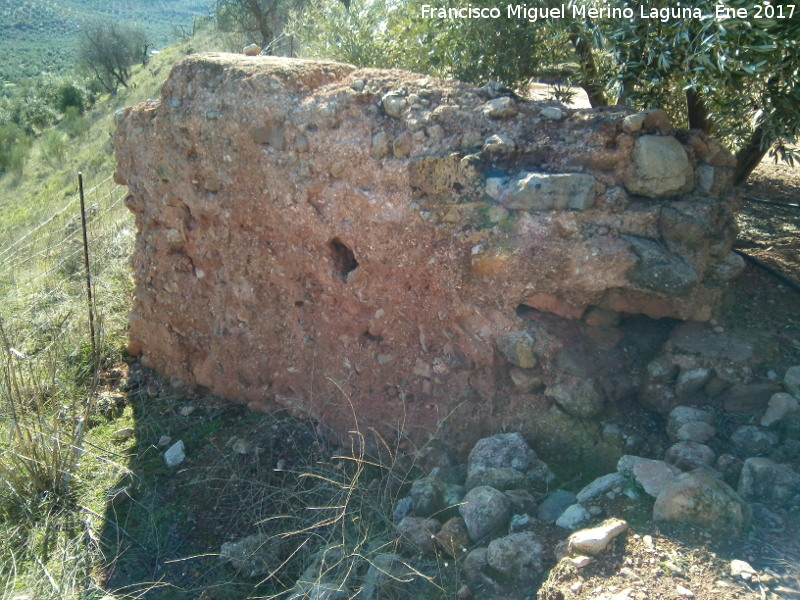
[{"left": 329, "top": 237, "right": 359, "bottom": 281}]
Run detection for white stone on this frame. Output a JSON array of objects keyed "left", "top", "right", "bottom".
[
  {"left": 164, "top": 440, "right": 185, "bottom": 467},
  {"left": 784, "top": 365, "right": 800, "bottom": 398},
  {"left": 625, "top": 135, "right": 692, "bottom": 198},
  {"left": 568, "top": 518, "right": 629, "bottom": 556},
  {"left": 556, "top": 504, "right": 591, "bottom": 530},
  {"left": 761, "top": 392, "right": 799, "bottom": 427},
  {"left": 540, "top": 106, "right": 563, "bottom": 121}
]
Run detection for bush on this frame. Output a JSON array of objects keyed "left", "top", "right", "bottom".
[
  {"left": 61, "top": 106, "right": 90, "bottom": 138},
  {"left": 0, "top": 122, "right": 32, "bottom": 175},
  {"left": 40, "top": 129, "right": 68, "bottom": 167}
]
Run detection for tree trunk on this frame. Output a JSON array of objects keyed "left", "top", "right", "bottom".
[
  {"left": 686, "top": 88, "right": 712, "bottom": 134},
  {"left": 568, "top": 25, "right": 609, "bottom": 108},
  {"left": 734, "top": 124, "right": 769, "bottom": 186}
]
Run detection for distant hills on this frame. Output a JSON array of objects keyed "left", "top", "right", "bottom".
[{"left": 0, "top": 0, "right": 212, "bottom": 84}]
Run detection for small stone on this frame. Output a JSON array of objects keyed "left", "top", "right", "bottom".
[
  {"left": 576, "top": 473, "right": 626, "bottom": 504},
  {"left": 676, "top": 422, "right": 716, "bottom": 444},
  {"left": 179, "top": 404, "right": 196, "bottom": 416},
  {"left": 410, "top": 476, "right": 444, "bottom": 517},
  {"left": 784, "top": 365, "right": 800, "bottom": 398},
  {"left": 537, "top": 490, "right": 577, "bottom": 522},
  {"left": 675, "top": 584, "right": 694, "bottom": 597},
  {"left": 496, "top": 331, "right": 537, "bottom": 369},
  {"left": 434, "top": 517, "right": 470, "bottom": 558},
  {"left": 545, "top": 375, "right": 606, "bottom": 419},
  {"left": 556, "top": 504, "right": 591, "bottom": 530},
  {"left": 371, "top": 131, "right": 391, "bottom": 159},
  {"left": 486, "top": 532, "right": 545, "bottom": 582},
  {"left": 571, "top": 556, "right": 593, "bottom": 568},
  {"left": 164, "top": 440, "right": 185, "bottom": 467},
  {"left": 738, "top": 457, "right": 800, "bottom": 503},
  {"left": 483, "top": 97, "right": 518, "bottom": 119},
  {"left": 392, "top": 131, "right": 413, "bottom": 158},
  {"left": 157, "top": 434, "right": 172, "bottom": 447},
  {"left": 459, "top": 485, "right": 511, "bottom": 541},
  {"left": 730, "top": 559, "right": 757, "bottom": 580},
  {"left": 624, "top": 135, "right": 692, "bottom": 198},
  {"left": 232, "top": 438, "right": 252, "bottom": 454},
  {"left": 381, "top": 92, "right": 407, "bottom": 118},
  {"left": 667, "top": 406, "right": 716, "bottom": 440},
  {"left": 112, "top": 427, "right": 135, "bottom": 441},
  {"left": 540, "top": 106, "right": 563, "bottom": 121},
  {"left": 731, "top": 425, "right": 779, "bottom": 456},
  {"left": 568, "top": 518, "right": 629, "bottom": 556},
  {"left": 761, "top": 393, "right": 800, "bottom": 427},
  {"left": 665, "top": 441, "right": 716, "bottom": 471},
  {"left": 394, "top": 496, "right": 413, "bottom": 522},
  {"left": 653, "top": 470, "right": 750, "bottom": 533},
  {"left": 675, "top": 368, "right": 711, "bottom": 398},
  {"left": 509, "top": 367, "right": 542, "bottom": 393},
  {"left": 396, "top": 516, "right": 440, "bottom": 555},
  {"left": 621, "top": 113, "right": 646, "bottom": 133},
  {"left": 243, "top": 43, "right": 262, "bottom": 56}
]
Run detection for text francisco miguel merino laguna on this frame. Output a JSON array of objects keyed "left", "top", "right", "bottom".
[{"left": 420, "top": 2, "right": 795, "bottom": 22}]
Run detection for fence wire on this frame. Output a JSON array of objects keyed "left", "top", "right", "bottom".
[{"left": 0, "top": 175, "right": 134, "bottom": 356}]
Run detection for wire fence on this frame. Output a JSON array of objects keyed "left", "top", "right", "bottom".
[{"left": 0, "top": 174, "right": 134, "bottom": 357}]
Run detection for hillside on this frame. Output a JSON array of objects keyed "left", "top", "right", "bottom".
[{"left": 0, "top": 0, "right": 211, "bottom": 84}]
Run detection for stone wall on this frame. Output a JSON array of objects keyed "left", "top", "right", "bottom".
[{"left": 114, "top": 54, "right": 743, "bottom": 471}]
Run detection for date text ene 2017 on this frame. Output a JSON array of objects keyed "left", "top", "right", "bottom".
[{"left": 716, "top": 3, "right": 796, "bottom": 18}]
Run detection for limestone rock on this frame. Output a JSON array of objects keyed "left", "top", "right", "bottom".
[
  {"left": 576, "top": 473, "right": 626, "bottom": 504},
  {"left": 667, "top": 406, "right": 716, "bottom": 440},
  {"left": 496, "top": 331, "right": 537, "bottom": 368},
  {"left": 483, "top": 97, "right": 517, "bottom": 119},
  {"left": 556, "top": 504, "right": 591, "bottom": 530},
  {"left": 545, "top": 375, "right": 606, "bottom": 419},
  {"left": 466, "top": 432, "right": 553, "bottom": 491},
  {"left": 459, "top": 486, "right": 511, "bottom": 542},
  {"left": 164, "top": 440, "right": 185, "bottom": 467},
  {"left": 738, "top": 457, "right": 800, "bottom": 504},
  {"left": 410, "top": 477, "right": 444, "bottom": 518},
  {"left": 617, "top": 455, "right": 680, "bottom": 498},
  {"left": 731, "top": 425, "right": 779, "bottom": 456},
  {"left": 676, "top": 421, "right": 716, "bottom": 444},
  {"left": 761, "top": 393, "right": 800, "bottom": 427},
  {"left": 665, "top": 441, "right": 716, "bottom": 471},
  {"left": 500, "top": 172, "right": 598, "bottom": 211},
  {"left": 360, "top": 553, "right": 417, "bottom": 600},
  {"left": 625, "top": 135, "right": 692, "bottom": 197},
  {"left": 486, "top": 532, "right": 545, "bottom": 582},
  {"left": 434, "top": 517, "right": 470, "bottom": 558},
  {"left": 396, "top": 516, "right": 440, "bottom": 556},
  {"left": 623, "top": 235, "right": 698, "bottom": 295},
  {"left": 784, "top": 365, "right": 800, "bottom": 398},
  {"left": 219, "top": 533, "right": 289, "bottom": 578},
  {"left": 537, "top": 490, "right": 577, "bottom": 522},
  {"left": 675, "top": 368, "right": 712, "bottom": 398},
  {"left": 568, "top": 518, "right": 629, "bottom": 556},
  {"left": 653, "top": 469, "right": 751, "bottom": 533}
]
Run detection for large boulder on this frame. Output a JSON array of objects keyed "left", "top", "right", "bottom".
[{"left": 114, "top": 54, "right": 741, "bottom": 461}]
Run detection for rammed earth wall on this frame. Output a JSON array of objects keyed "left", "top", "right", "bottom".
[{"left": 114, "top": 54, "right": 743, "bottom": 471}]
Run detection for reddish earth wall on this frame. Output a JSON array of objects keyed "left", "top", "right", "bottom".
[{"left": 114, "top": 54, "right": 743, "bottom": 469}]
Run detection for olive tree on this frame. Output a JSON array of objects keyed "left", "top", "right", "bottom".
[
  {"left": 78, "top": 21, "right": 150, "bottom": 94},
  {"left": 292, "top": 0, "right": 798, "bottom": 184}
]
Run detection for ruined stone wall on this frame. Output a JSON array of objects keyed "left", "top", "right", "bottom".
[{"left": 114, "top": 54, "right": 743, "bottom": 470}]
